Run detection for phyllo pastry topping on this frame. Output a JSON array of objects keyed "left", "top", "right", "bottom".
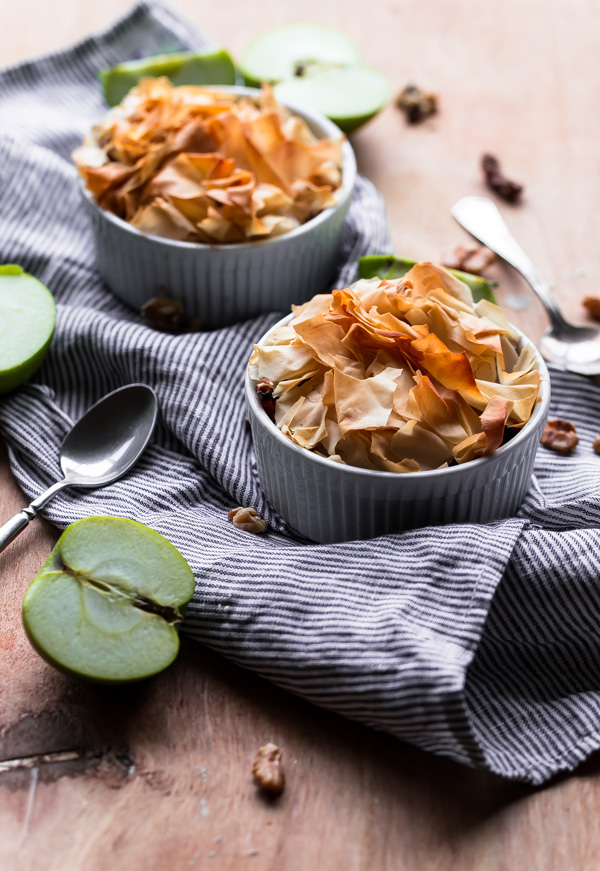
[
  {"left": 249, "top": 263, "right": 540, "bottom": 472},
  {"left": 73, "top": 79, "right": 343, "bottom": 244}
]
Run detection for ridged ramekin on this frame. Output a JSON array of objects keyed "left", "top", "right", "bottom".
[
  {"left": 246, "top": 315, "right": 550, "bottom": 543},
  {"left": 79, "top": 86, "right": 356, "bottom": 329}
]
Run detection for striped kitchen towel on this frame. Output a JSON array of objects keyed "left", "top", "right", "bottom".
[{"left": 1, "top": 1, "right": 600, "bottom": 785}]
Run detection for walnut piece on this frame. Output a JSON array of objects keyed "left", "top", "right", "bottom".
[
  {"left": 541, "top": 419, "right": 578, "bottom": 454},
  {"left": 395, "top": 84, "right": 438, "bottom": 124},
  {"left": 256, "top": 377, "right": 276, "bottom": 423},
  {"left": 442, "top": 244, "right": 496, "bottom": 275},
  {"left": 481, "top": 153, "right": 523, "bottom": 203},
  {"left": 593, "top": 436, "right": 600, "bottom": 455},
  {"left": 227, "top": 506, "right": 268, "bottom": 534},
  {"left": 583, "top": 296, "right": 600, "bottom": 320},
  {"left": 252, "top": 743, "right": 285, "bottom": 796},
  {"left": 141, "top": 296, "right": 183, "bottom": 333}
]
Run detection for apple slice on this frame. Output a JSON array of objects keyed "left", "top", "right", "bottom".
[
  {"left": 99, "top": 48, "right": 237, "bottom": 107},
  {"left": 240, "top": 24, "right": 361, "bottom": 87},
  {"left": 22, "top": 517, "right": 196, "bottom": 684},
  {"left": 0, "top": 265, "right": 56, "bottom": 394},
  {"left": 358, "top": 255, "right": 499, "bottom": 304},
  {"left": 274, "top": 65, "right": 391, "bottom": 134}
]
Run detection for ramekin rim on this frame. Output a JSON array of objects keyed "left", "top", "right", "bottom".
[
  {"left": 245, "top": 311, "right": 551, "bottom": 481},
  {"left": 77, "top": 84, "right": 357, "bottom": 252}
]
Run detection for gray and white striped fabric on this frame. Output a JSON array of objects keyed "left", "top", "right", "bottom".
[{"left": 1, "top": 2, "right": 600, "bottom": 785}]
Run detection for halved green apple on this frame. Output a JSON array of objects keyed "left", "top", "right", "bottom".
[
  {"left": 274, "top": 65, "right": 390, "bottom": 134},
  {"left": 99, "top": 48, "right": 237, "bottom": 106},
  {"left": 22, "top": 517, "right": 196, "bottom": 684},
  {"left": 240, "top": 24, "right": 361, "bottom": 86},
  {"left": 0, "top": 265, "right": 56, "bottom": 394},
  {"left": 358, "top": 256, "right": 498, "bottom": 304},
  {"left": 240, "top": 25, "right": 390, "bottom": 133}
]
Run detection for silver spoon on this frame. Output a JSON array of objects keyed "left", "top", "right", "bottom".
[
  {"left": 0, "top": 383, "right": 157, "bottom": 554},
  {"left": 452, "top": 196, "right": 600, "bottom": 375}
]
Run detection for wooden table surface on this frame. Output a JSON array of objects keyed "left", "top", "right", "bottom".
[{"left": 2, "top": 1, "right": 600, "bottom": 869}]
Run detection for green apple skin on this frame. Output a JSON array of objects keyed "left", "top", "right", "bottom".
[
  {"left": 0, "top": 264, "right": 56, "bottom": 394},
  {"left": 99, "top": 49, "right": 237, "bottom": 107},
  {"left": 358, "top": 256, "right": 498, "bottom": 304},
  {"left": 22, "top": 517, "right": 196, "bottom": 685},
  {"left": 273, "top": 66, "right": 391, "bottom": 134},
  {"left": 240, "top": 24, "right": 361, "bottom": 87}
]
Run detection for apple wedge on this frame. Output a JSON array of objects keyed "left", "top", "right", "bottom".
[
  {"left": 99, "top": 48, "right": 237, "bottom": 106},
  {"left": 358, "top": 255, "right": 498, "bottom": 304}
]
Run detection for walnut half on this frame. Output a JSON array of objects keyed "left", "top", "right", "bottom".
[
  {"left": 227, "top": 506, "right": 268, "bottom": 534},
  {"left": 141, "top": 296, "right": 183, "bottom": 333},
  {"left": 541, "top": 419, "right": 578, "bottom": 454},
  {"left": 252, "top": 743, "right": 285, "bottom": 796}
]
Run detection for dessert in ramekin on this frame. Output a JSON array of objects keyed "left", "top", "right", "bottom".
[
  {"left": 246, "top": 263, "right": 550, "bottom": 542},
  {"left": 74, "top": 81, "right": 356, "bottom": 329}
]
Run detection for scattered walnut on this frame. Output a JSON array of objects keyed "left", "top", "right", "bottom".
[
  {"left": 541, "top": 419, "right": 578, "bottom": 454},
  {"left": 442, "top": 244, "right": 496, "bottom": 275},
  {"left": 256, "top": 377, "right": 276, "bottom": 423},
  {"left": 395, "top": 84, "right": 438, "bottom": 124},
  {"left": 583, "top": 296, "right": 600, "bottom": 320},
  {"left": 141, "top": 296, "right": 183, "bottom": 333},
  {"left": 252, "top": 743, "right": 285, "bottom": 796},
  {"left": 227, "top": 506, "right": 268, "bottom": 534},
  {"left": 481, "top": 153, "right": 523, "bottom": 203},
  {"left": 593, "top": 436, "right": 600, "bottom": 455}
]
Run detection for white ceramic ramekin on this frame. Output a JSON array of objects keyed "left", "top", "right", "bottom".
[
  {"left": 246, "top": 314, "right": 550, "bottom": 543},
  {"left": 80, "top": 86, "right": 356, "bottom": 329}
]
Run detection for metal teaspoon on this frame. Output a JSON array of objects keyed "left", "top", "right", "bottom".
[
  {"left": 452, "top": 196, "right": 600, "bottom": 376},
  {"left": 0, "top": 383, "right": 157, "bottom": 554}
]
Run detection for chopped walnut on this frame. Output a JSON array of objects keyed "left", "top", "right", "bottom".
[
  {"left": 252, "top": 743, "right": 285, "bottom": 796},
  {"left": 541, "top": 419, "right": 578, "bottom": 454},
  {"left": 141, "top": 296, "right": 183, "bottom": 333},
  {"left": 593, "top": 436, "right": 600, "bottom": 455},
  {"left": 442, "top": 244, "right": 496, "bottom": 275},
  {"left": 583, "top": 296, "right": 600, "bottom": 320},
  {"left": 256, "top": 377, "right": 276, "bottom": 423},
  {"left": 227, "top": 506, "right": 268, "bottom": 534},
  {"left": 395, "top": 84, "right": 438, "bottom": 124},
  {"left": 481, "top": 154, "right": 523, "bottom": 203}
]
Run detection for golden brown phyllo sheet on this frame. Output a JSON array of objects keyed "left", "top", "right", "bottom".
[
  {"left": 72, "top": 79, "right": 343, "bottom": 244},
  {"left": 249, "top": 264, "right": 541, "bottom": 472}
]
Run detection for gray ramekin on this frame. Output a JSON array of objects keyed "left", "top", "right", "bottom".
[
  {"left": 79, "top": 86, "right": 357, "bottom": 329},
  {"left": 246, "top": 314, "right": 550, "bottom": 543}
]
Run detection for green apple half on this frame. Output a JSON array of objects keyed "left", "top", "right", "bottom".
[
  {"left": 0, "top": 264, "right": 56, "bottom": 394},
  {"left": 240, "top": 25, "right": 390, "bottom": 134},
  {"left": 99, "top": 48, "right": 237, "bottom": 107},
  {"left": 22, "top": 517, "right": 196, "bottom": 684},
  {"left": 358, "top": 256, "right": 498, "bottom": 304}
]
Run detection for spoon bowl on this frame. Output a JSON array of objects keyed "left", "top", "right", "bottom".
[
  {"left": 452, "top": 196, "right": 600, "bottom": 376},
  {"left": 60, "top": 385, "right": 157, "bottom": 486},
  {"left": 0, "top": 383, "right": 157, "bottom": 554}
]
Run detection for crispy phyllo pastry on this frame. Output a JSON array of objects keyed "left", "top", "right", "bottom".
[
  {"left": 249, "top": 263, "right": 541, "bottom": 472},
  {"left": 73, "top": 79, "right": 343, "bottom": 244}
]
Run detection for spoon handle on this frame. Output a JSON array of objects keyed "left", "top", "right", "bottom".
[
  {"left": 0, "top": 481, "right": 69, "bottom": 555},
  {"left": 0, "top": 510, "right": 34, "bottom": 553},
  {"left": 451, "top": 196, "right": 567, "bottom": 329}
]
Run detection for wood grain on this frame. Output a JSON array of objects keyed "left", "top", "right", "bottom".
[{"left": 2, "top": 1, "right": 600, "bottom": 868}]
